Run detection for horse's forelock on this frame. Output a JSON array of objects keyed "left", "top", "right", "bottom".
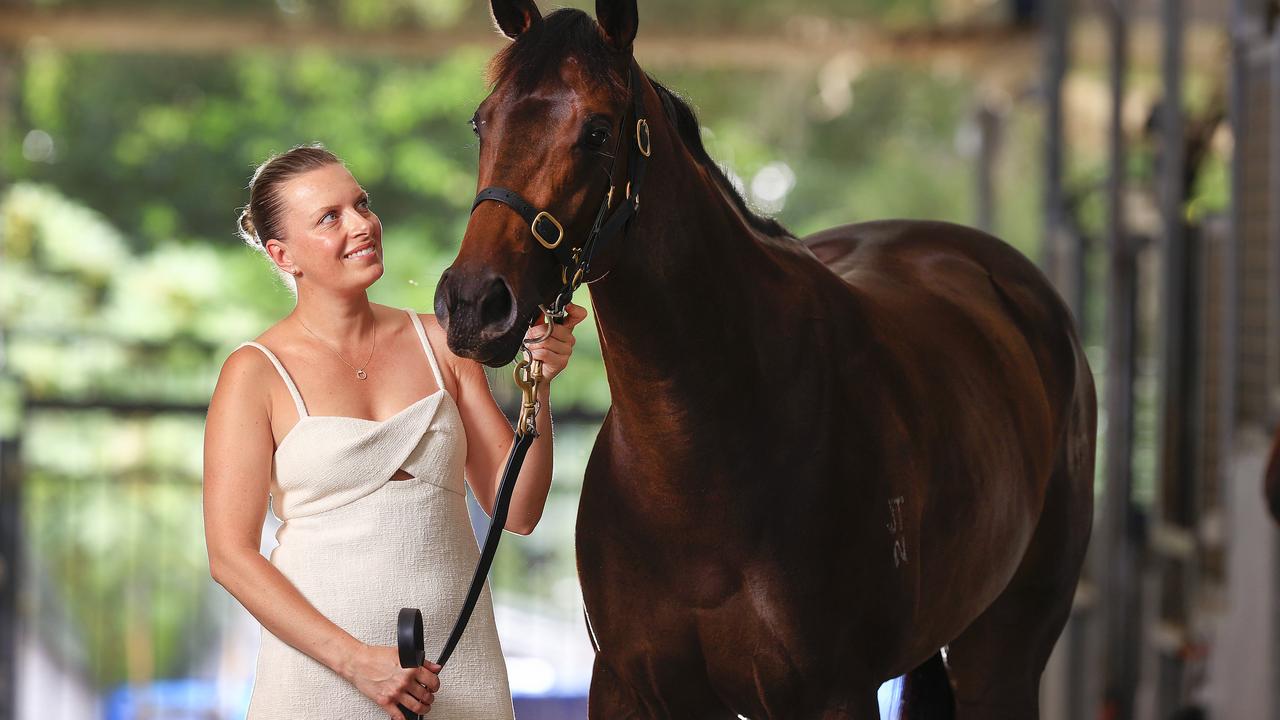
[{"left": 486, "top": 9, "right": 629, "bottom": 98}]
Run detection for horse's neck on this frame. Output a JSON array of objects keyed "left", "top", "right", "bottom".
[{"left": 586, "top": 146, "right": 776, "bottom": 425}]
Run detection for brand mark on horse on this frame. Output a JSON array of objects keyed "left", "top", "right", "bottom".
[{"left": 887, "top": 496, "right": 908, "bottom": 567}]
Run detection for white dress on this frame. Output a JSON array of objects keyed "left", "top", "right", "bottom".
[{"left": 237, "top": 308, "right": 514, "bottom": 719}]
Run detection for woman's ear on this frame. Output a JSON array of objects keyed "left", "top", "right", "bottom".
[
  {"left": 596, "top": 0, "right": 638, "bottom": 52},
  {"left": 490, "top": 0, "right": 543, "bottom": 39},
  {"left": 264, "top": 239, "right": 296, "bottom": 275}
]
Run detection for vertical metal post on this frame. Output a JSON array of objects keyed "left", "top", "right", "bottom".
[
  {"left": 1151, "top": 0, "right": 1195, "bottom": 715},
  {"left": 1043, "top": 0, "right": 1067, "bottom": 280},
  {"left": 0, "top": 438, "right": 20, "bottom": 720},
  {"left": 1096, "top": 0, "right": 1141, "bottom": 717},
  {"left": 976, "top": 104, "right": 1001, "bottom": 234},
  {"left": 1267, "top": 10, "right": 1280, "bottom": 719}
]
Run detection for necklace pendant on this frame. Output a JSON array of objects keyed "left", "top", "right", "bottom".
[{"left": 356, "top": 369, "right": 368, "bottom": 380}]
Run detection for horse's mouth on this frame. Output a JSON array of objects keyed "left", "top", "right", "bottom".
[{"left": 446, "top": 323, "right": 529, "bottom": 368}]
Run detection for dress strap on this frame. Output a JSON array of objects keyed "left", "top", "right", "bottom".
[
  {"left": 237, "top": 342, "right": 309, "bottom": 418},
  {"left": 403, "top": 309, "right": 447, "bottom": 393}
]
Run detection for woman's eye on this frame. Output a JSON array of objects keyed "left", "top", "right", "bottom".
[
  {"left": 358, "top": 198, "right": 370, "bottom": 210},
  {"left": 320, "top": 211, "right": 337, "bottom": 223}
]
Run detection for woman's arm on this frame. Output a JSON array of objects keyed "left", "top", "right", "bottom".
[
  {"left": 203, "top": 348, "right": 438, "bottom": 718},
  {"left": 440, "top": 305, "right": 588, "bottom": 535}
]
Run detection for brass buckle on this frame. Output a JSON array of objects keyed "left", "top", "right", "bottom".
[
  {"left": 532, "top": 211, "right": 564, "bottom": 250},
  {"left": 636, "top": 119, "right": 651, "bottom": 157}
]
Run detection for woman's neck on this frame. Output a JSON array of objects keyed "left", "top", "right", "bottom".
[{"left": 290, "top": 289, "right": 377, "bottom": 346}]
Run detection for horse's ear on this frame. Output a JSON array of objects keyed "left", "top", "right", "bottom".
[
  {"left": 596, "top": 0, "right": 638, "bottom": 52},
  {"left": 490, "top": 0, "right": 542, "bottom": 39}
]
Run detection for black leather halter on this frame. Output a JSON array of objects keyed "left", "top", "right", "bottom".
[
  {"left": 470, "top": 63, "right": 652, "bottom": 317},
  {"left": 395, "top": 65, "right": 653, "bottom": 720}
]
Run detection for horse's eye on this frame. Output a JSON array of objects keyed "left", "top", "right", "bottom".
[
  {"left": 469, "top": 115, "right": 480, "bottom": 137},
  {"left": 587, "top": 126, "right": 610, "bottom": 148}
]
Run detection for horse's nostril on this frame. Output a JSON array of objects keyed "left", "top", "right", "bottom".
[
  {"left": 434, "top": 271, "right": 453, "bottom": 327},
  {"left": 478, "top": 276, "right": 515, "bottom": 330}
]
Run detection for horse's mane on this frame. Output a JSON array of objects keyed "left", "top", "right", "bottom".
[
  {"left": 487, "top": 8, "right": 794, "bottom": 241},
  {"left": 645, "top": 76, "right": 794, "bottom": 239}
]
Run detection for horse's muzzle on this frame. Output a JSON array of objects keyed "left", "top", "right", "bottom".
[{"left": 434, "top": 267, "right": 525, "bottom": 366}]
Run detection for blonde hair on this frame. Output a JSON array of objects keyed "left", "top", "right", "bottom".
[{"left": 237, "top": 143, "right": 343, "bottom": 293}]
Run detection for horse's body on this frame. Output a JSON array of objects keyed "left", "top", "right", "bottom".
[
  {"left": 577, "top": 211, "right": 1095, "bottom": 720},
  {"left": 438, "top": 3, "right": 1096, "bottom": 716}
]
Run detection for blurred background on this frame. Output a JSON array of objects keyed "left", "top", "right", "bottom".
[{"left": 0, "top": 0, "right": 1264, "bottom": 718}]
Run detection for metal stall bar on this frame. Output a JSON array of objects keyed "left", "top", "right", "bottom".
[
  {"left": 1037, "top": 4, "right": 1096, "bottom": 719},
  {"left": 0, "top": 435, "right": 20, "bottom": 720},
  {"left": 1096, "top": 0, "right": 1142, "bottom": 717},
  {"left": 1043, "top": 0, "right": 1068, "bottom": 291},
  {"left": 1268, "top": 6, "right": 1280, "bottom": 717},
  {"left": 1218, "top": 0, "right": 1279, "bottom": 715},
  {"left": 1150, "top": 0, "right": 1200, "bottom": 715}
]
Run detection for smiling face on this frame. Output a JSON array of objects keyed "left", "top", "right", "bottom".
[{"left": 264, "top": 163, "right": 385, "bottom": 295}]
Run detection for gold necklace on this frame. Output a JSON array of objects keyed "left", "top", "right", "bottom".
[{"left": 296, "top": 315, "right": 377, "bottom": 380}]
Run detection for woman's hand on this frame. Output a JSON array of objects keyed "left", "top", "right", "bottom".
[
  {"left": 523, "top": 303, "right": 589, "bottom": 382},
  {"left": 345, "top": 643, "right": 441, "bottom": 719}
]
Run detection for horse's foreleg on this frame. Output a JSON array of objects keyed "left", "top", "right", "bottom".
[
  {"left": 813, "top": 690, "right": 883, "bottom": 720},
  {"left": 587, "top": 656, "right": 648, "bottom": 720}
]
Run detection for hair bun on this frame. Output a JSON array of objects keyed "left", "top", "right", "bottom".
[
  {"left": 240, "top": 143, "right": 341, "bottom": 251},
  {"left": 237, "top": 207, "right": 260, "bottom": 246}
]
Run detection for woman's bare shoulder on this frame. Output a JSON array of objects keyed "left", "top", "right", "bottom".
[
  {"left": 405, "top": 308, "right": 487, "bottom": 389},
  {"left": 211, "top": 319, "right": 296, "bottom": 406}
]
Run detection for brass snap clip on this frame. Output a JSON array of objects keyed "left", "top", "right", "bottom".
[{"left": 513, "top": 351, "right": 540, "bottom": 437}]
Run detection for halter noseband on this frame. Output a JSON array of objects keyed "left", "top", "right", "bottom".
[{"left": 470, "top": 64, "right": 652, "bottom": 319}]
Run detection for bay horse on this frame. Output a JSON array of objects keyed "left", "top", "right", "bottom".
[{"left": 434, "top": 2, "right": 1097, "bottom": 717}]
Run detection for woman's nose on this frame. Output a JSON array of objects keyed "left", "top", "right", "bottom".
[{"left": 349, "top": 210, "right": 374, "bottom": 236}]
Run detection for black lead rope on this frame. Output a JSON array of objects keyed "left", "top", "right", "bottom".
[
  {"left": 396, "top": 425, "right": 539, "bottom": 720},
  {"left": 395, "top": 62, "right": 651, "bottom": 720}
]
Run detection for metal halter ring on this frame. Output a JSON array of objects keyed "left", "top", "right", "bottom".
[
  {"left": 636, "top": 119, "right": 651, "bottom": 158},
  {"left": 531, "top": 211, "right": 564, "bottom": 250}
]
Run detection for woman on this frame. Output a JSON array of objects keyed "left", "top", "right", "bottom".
[{"left": 203, "top": 144, "right": 585, "bottom": 720}]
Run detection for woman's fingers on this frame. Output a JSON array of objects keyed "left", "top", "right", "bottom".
[
  {"left": 523, "top": 323, "right": 577, "bottom": 349},
  {"left": 530, "top": 336, "right": 572, "bottom": 357},
  {"left": 519, "top": 303, "right": 585, "bottom": 380},
  {"left": 393, "top": 681, "right": 433, "bottom": 715},
  {"left": 528, "top": 345, "right": 569, "bottom": 367},
  {"left": 416, "top": 665, "right": 441, "bottom": 692},
  {"left": 525, "top": 303, "right": 589, "bottom": 338},
  {"left": 562, "top": 303, "right": 589, "bottom": 329}
]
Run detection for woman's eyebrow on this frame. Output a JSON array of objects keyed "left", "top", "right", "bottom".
[
  {"left": 310, "top": 192, "right": 368, "bottom": 220},
  {"left": 310, "top": 204, "right": 339, "bottom": 221}
]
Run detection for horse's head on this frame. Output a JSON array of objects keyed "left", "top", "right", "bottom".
[{"left": 435, "top": 0, "right": 642, "bottom": 366}]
